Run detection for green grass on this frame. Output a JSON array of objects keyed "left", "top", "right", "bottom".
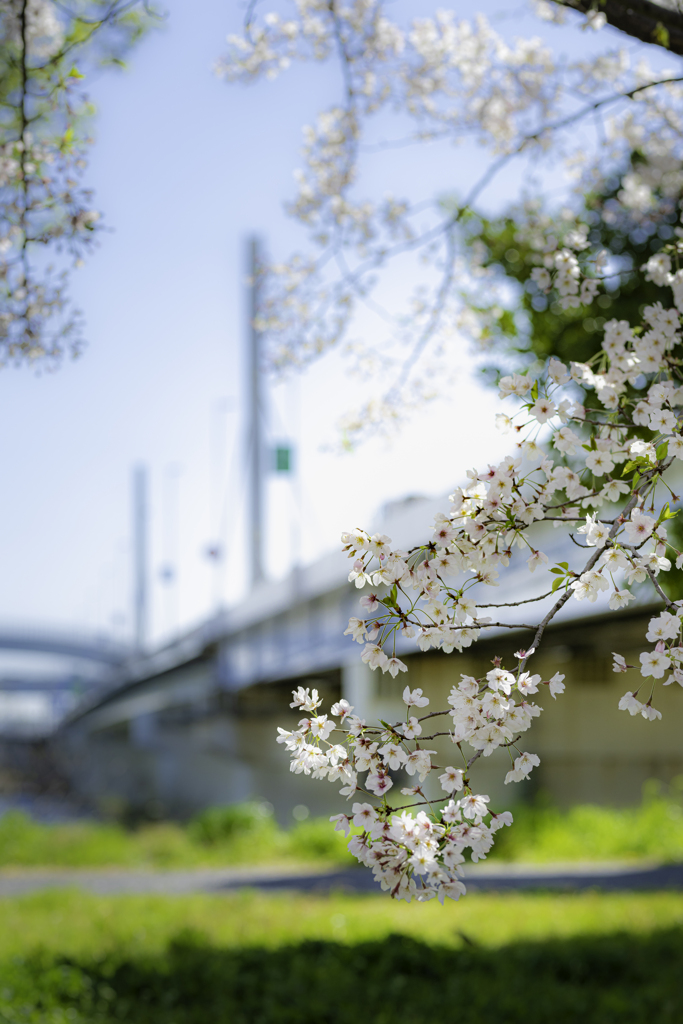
[
  {"left": 3, "top": 782, "right": 683, "bottom": 870},
  {"left": 1, "top": 890, "right": 683, "bottom": 1022},
  {"left": 492, "top": 782, "right": 683, "bottom": 863},
  {"left": 2, "top": 887, "right": 683, "bottom": 955},
  {"left": 0, "top": 804, "right": 355, "bottom": 869}
]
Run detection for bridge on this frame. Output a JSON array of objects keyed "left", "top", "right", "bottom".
[
  {"left": 42, "top": 493, "right": 673, "bottom": 826},
  {"left": 2, "top": 491, "right": 677, "bottom": 821},
  {"left": 0, "top": 627, "right": 130, "bottom": 666},
  {"left": 0, "top": 626, "right": 131, "bottom": 738}
]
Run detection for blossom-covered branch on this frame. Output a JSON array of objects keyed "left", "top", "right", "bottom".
[
  {"left": 277, "top": 251, "right": 683, "bottom": 902},
  {"left": 219, "top": 1, "right": 683, "bottom": 442},
  {"left": 0, "top": 0, "right": 155, "bottom": 366}
]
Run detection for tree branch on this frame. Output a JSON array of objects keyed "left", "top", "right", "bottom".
[{"left": 556, "top": 0, "right": 683, "bottom": 55}]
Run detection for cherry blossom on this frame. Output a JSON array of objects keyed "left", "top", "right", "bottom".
[
  {"left": 0, "top": 1, "right": 153, "bottom": 364},
  {"left": 274, "top": 251, "right": 683, "bottom": 901},
  {"left": 218, "top": 1, "right": 683, "bottom": 442}
]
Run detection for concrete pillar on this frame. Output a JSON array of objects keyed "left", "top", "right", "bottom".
[
  {"left": 341, "top": 657, "right": 375, "bottom": 721},
  {"left": 130, "top": 711, "right": 157, "bottom": 749}
]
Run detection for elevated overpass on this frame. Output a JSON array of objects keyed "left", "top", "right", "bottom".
[
  {"left": 0, "top": 627, "right": 129, "bottom": 666},
  {"left": 0, "top": 626, "right": 131, "bottom": 738},
  {"left": 51, "top": 494, "right": 675, "bottom": 823}
]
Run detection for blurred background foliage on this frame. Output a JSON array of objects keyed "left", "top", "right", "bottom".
[
  {"left": 463, "top": 154, "right": 679, "bottom": 374},
  {"left": 2, "top": 783, "right": 683, "bottom": 869},
  {"left": 457, "top": 153, "right": 683, "bottom": 598}
]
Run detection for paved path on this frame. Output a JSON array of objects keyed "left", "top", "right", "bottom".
[{"left": 1, "top": 860, "right": 683, "bottom": 896}]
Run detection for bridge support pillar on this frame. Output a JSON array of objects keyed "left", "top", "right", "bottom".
[{"left": 341, "top": 657, "right": 375, "bottom": 721}]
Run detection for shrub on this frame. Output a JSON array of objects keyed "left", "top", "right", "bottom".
[{"left": 186, "top": 801, "right": 274, "bottom": 845}]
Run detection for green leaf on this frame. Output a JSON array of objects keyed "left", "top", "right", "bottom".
[
  {"left": 657, "top": 502, "right": 680, "bottom": 524},
  {"left": 656, "top": 442, "right": 669, "bottom": 461},
  {"left": 549, "top": 568, "right": 564, "bottom": 575},
  {"left": 653, "top": 21, "right": 670, "bottom": 48},
  {"left": 551, "top": 577, "right": 563, "bottom": 592},
  {"left": 68, "top": 65, "right": 85, "bottom": 79},
  {"left": 530, "top": 379, "right": 539, "bottom": 402}
]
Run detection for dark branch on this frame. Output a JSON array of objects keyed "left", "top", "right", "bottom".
[{"left": 556, "top": 0, "right": 683, "bottom": 56}]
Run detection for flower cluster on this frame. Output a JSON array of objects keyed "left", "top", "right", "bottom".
[
  {"left": 278, "top": 682, "right": 521, "bottom": 902},
  {"left": 277, "top": 251, "right": 683, "bottom": 899},
  {"left": 218, "top": 1, "right": 683, "bottom": 442},
  {"left": 0, "top": 1, "right": 153, "bottom": 365}
]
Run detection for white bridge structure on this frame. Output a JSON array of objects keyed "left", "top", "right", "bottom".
[
  {"left": 5, "top": 250, "right": 682, "bottom": 818},
  {"left": 46, "top": 495, "right": 680, "bottom": 824},
  {"left": 0, "top": 626, "right": 131, "bottom": 739}
]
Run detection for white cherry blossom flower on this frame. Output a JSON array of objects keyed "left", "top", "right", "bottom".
[
  {"left": 331, "top": 699, "right": 354, "bottom": 719},
  {"left": 600, "top": 547, "right": 629, "bottom": 571},
  {"left": 530, "top": 397, "right": 556, "bottom": 423},
  {"left": 570, "top": 570, "right": 609, "bottom": 602},
  {"left": 290, "top": 686, "right": 322, "bottom": 712},
  {"left": 624, "top": 510, "right": 657, "bottom": 546},
  {"left": 402, "top": 686, "right": 429, "bottom": 707},
  {"left": 548, "top": 672, "right": 565, "bottom": 698},
  {"left": 398, "top": 716, "right": 422, "bottom": 739},
  {"left": 649, "top": 408, "right": 677, "bottom": 433},
  {"left": 547, "top": 357, "right": 570, "bottom": 383},
  {"left": 309, "top": 715, "right": 335, "bottom": 740},
  {"left": 625, "top": 561, "right": 649, "bottom": 585},
  {"left": 505, "top": 752, "right": 540, "bottom": 784},
  {"left": 366, "top": 771, "right": 394, "bottom": 796},
  {"left": 646, "top": 612, "right": 681, "bottom": 642},
  {"left": 578, "top": 513, "right": 610, "bottom": 547},
  {"left": 640, "top": 650, "right": 669, "bottom": 678},
  {"left": 404, "top": 749, "right": 435, "bottom": 782},
  {"left": 458, "top": 675, "right": 480, "bottom": 697},
  {"left": 460, "top": 794, "right": 490, "bottom": 821},
  {"left": 517, "top": 672, "right": 541, "bottom": 696},
  {"left": 362, "top": 644, "right": 389, "bottom": 670},
  {"left": 670, "top": 436, "right": 683, "bottom": 460},
  {"left": 339, "top": 773, "right": 358, "bottom": 799},
  {"left": 585, "top": 450, "right": 615, "bottom": 476},
  {"left": 527, "top": 549, "right": 549, "bottom": 572},
  {"left": 469, "top": 723, "right": 513, "bottom": 756},
  {"left": 330, "top": 814, "right": 351, "bottom": 837},
  {"left": 352, "top": 802, "right": 377, "bottom": 828},
  {"left": 344, "top": 617, "right": 367, "bottom": 643},
  {"left": 486, "top": 667, "right": 514, "bottom": 694},
  {"left": 367, "top": 533, "right": 392, "bottom": 557},
  {"left": 499, "top": 373, "right": 532, "bottom": 399},
  {"left": 439, "top": 767, "right": 465, "bottom": 793},
  {"left": 379, "top": 742, "right": 407, "bottom": 770},
  {"left": 618, "top": 692, "right": 643, "bottom": 715}
]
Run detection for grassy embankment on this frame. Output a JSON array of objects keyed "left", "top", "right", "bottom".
[
  {"left": 1, "top": 889, "right": 683, "bottom": 1022},
  {"left": 2, "top": 782, "right": 683, "bottom": 869}
]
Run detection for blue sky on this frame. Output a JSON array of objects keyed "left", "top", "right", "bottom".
[{"left": 0, "top": 0, "right": 651, "bottom": 648}]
